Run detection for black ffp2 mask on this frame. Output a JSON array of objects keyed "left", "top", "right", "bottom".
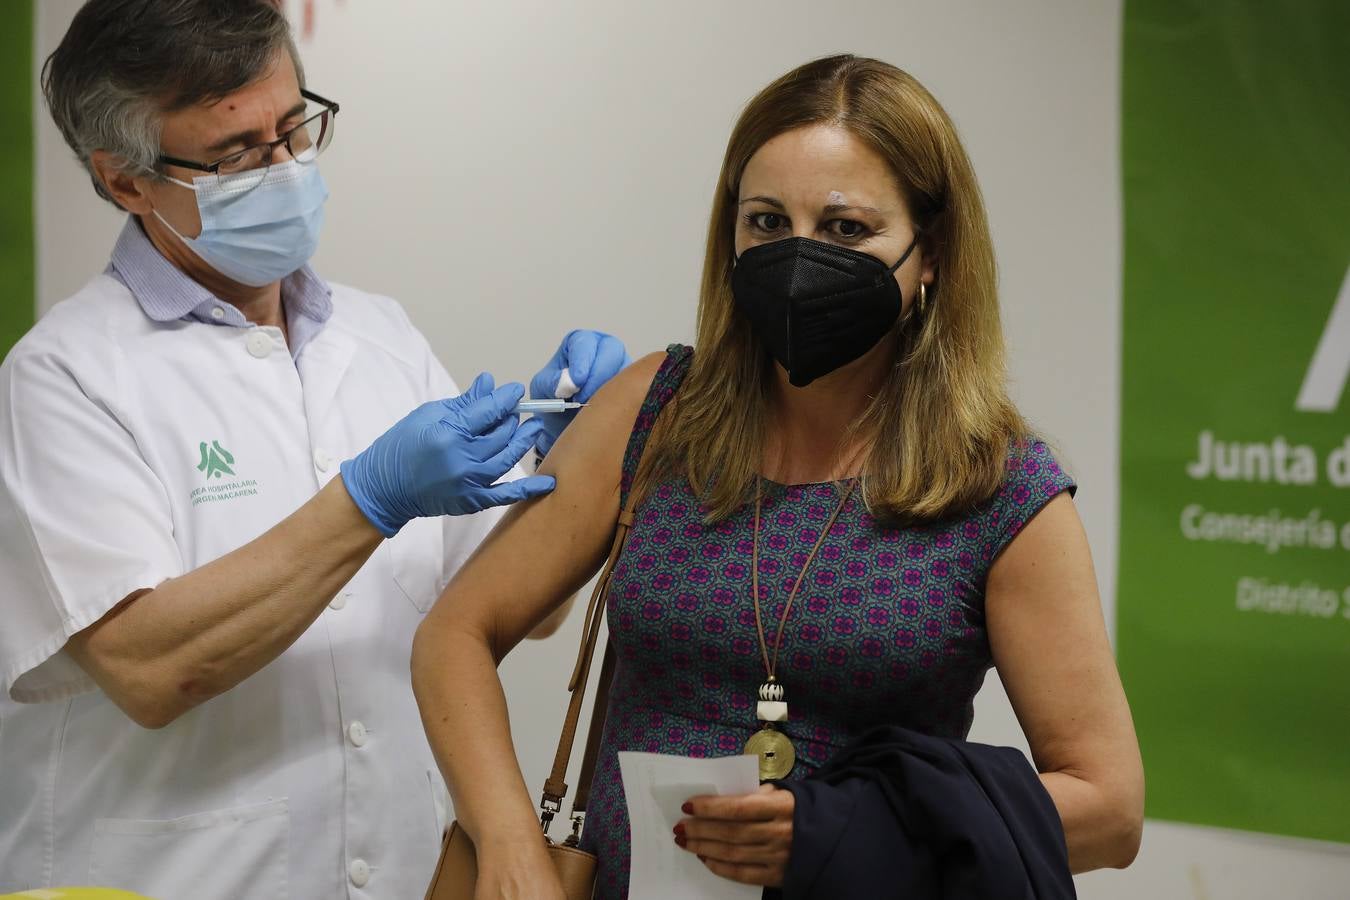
[{"left": 731, "top": 235, "right": 919, "bottom": 387}]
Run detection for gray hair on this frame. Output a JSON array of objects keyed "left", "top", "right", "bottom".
[{"left": 42, "top": 0, "right": 304, "bottom": 209}]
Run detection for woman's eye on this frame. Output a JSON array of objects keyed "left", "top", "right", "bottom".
[
  {"left": 828, "top": 219, "right": 868, "bottom": 239},
  {"left": 748, "top": 212, "right": 786, "bottom": 232}
]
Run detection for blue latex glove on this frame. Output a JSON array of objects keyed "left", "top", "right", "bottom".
[
  {"left": 529, "top": 329, "right": 632, "bottom": 457},
  {"left": 340, "top": 373, "right": 555, "bottom": 537}
]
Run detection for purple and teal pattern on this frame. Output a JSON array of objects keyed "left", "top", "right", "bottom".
[{"left": 581, "top": 345, "right": 1076, "bottom": 899}]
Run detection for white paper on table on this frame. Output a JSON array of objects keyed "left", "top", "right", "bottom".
[{"left": 618, "top": 751, "right": 762, "bottom": 900}]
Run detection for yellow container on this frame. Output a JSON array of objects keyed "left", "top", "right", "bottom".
[{"left": 0, "top": 891, "right": 157, "bottom": 899}]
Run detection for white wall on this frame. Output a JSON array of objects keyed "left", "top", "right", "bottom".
[{"left": 32, "top": 0, "right": 1350, "bottom": 896}]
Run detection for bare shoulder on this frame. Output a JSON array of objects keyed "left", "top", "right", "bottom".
[
  {"left": 987, "top": 492, "right": 1097, "bottom": 610},
  {"left": 536, "top": 350, "right": 669, "bottom": 483},
  {"left": 431, "top": 351, "right": 671, "bottom": 646},
  {"left": 995, "top": 492, "right": 1088, "bottom": 564}
]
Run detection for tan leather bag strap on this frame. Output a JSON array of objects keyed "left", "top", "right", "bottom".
[
  {"left": 540, "top": 503, "right": 637, "bottom": 812},
  {"left": 572, "top": 639, "right": 616, "bottom": 814}
]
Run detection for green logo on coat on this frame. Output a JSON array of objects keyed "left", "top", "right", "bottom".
[{"left": 196, "top": 440, "right": 236, "bottom": 480}]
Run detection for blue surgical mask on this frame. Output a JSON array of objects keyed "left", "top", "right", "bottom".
[{"left": 153, "top": 161, "right": 328, "bottom": 287}]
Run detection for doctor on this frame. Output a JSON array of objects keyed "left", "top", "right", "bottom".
[{"left": 0, "top": 1, "right": 626, "bottom": 897}]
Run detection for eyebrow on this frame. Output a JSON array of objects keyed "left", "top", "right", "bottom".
[
  {"left": 737, "top": 196, "right": 887, "bottom": 216},
  {"left": 203, "top": 99, "right": 309, "bottom": 156},
  {"left": 824, "top": 203, "right": 886, "bottom": 216}
]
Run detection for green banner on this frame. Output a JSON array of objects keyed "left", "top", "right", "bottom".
[
  {"left": 1119, "top": 0, "right": 1350, "bottom": 843},
  {"left": 0, "top": 0, "right": 35, "bottom": 356}
]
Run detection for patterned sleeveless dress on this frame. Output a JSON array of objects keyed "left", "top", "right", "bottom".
[{"left": 579, "top": 345, "right": 1076, "bottom": 899}]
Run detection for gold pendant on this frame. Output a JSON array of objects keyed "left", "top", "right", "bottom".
[{"left": 744, "top": 726, "right": 796, "bottom": 781}]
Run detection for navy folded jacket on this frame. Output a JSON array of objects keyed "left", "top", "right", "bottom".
[{"left": 771, "top": 725, "right": 1076, "bottom": 900}]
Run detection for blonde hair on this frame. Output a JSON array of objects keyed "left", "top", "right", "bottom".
[{"left": 638, "top": 54, "right": 1026, "bottom": 524}]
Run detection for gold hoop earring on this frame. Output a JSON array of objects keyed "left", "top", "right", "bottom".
[{"left": 917, "top": 282, "right": 928, "bottom": 317}]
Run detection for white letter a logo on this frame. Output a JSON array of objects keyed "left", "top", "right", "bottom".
[{"left": 1296, "top": 265, "right": 1350, "bottom": 413}]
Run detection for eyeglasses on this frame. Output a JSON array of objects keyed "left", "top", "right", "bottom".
[{"left": 157, "top": 89, "right": 339, "bottom": 193}]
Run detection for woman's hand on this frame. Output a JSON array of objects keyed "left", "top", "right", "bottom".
[
  {"left": 474, "top": 844, "right": 567, "bottom": 900},
  {"left": 675, "top": 783, "right": 795, "bottom": 886}
]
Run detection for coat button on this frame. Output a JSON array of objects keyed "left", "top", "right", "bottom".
[
  {"left": 349, "top": 858, "right": 370, "bottom": 887},
  {"left": 348, "top": 720, "right": 368, "bottom": 747},
  {"left": 246, "top": 331, "right": 273, "bottom": 359},
  {"left": 313, "top": 448, "right": 332, "bottom": 472},
  {"left": 330, "top": 592, "right": 349, "bottom": 611}
]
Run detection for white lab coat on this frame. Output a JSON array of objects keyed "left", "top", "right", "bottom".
[{"left": 0, "top": 274, "right": 506, "bottom": 898}]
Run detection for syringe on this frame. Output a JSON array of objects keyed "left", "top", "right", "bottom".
[{"left": 514, "top": 399, "right": 587, "bottom": 415}]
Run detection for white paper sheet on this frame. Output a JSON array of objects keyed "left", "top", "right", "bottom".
[{"left": 618, "top": 751, "right": 763, "bottom": 900}]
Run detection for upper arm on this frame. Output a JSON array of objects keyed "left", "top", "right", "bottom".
[
  {"left": 416, "top": 351, "right": 668, "bottom": 662},
  {"left": 985, "top": 493, "right": 1143, "bottom": 796}
]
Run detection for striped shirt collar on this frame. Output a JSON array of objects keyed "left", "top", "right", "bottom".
[{"left": 105, "top": 215, "right": 333, "bottom": 358}]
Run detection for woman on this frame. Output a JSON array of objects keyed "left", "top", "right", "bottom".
[{"left": 412, "top": 55, "right": 1144, "bottom": 899}]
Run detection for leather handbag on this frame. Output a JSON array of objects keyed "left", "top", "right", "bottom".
[{"left": 423, "top": 499, "right": 635, "bottom": 900}]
